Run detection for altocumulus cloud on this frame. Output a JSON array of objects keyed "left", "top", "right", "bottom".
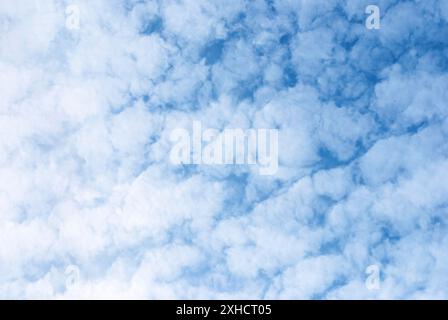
[{"left": 0, "top": 0, "right": 448, "bottom": 299}]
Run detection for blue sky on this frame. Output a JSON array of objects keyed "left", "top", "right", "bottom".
[{"left": 0, "top": 0, "right": 448, "bottom": 299}]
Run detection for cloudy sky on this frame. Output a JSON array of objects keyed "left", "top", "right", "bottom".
[{"left": 1, "top": 0, "right": 448, "bottom": 299}]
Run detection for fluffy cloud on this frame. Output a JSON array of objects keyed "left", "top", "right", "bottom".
[{"left": 0, "top": 0, "right": 447, "bottom": 299}]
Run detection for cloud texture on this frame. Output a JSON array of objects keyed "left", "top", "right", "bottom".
[{"left": 1, "top": 0, "right": 448, "bottom": 299}]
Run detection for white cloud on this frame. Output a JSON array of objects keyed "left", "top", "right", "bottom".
[{"left": 1, "top": 0, "right": 447, "bottom": 299}]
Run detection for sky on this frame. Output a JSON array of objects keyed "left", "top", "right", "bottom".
[{"left": 0, "top": 0, "right": 448, "bottom": 299}]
